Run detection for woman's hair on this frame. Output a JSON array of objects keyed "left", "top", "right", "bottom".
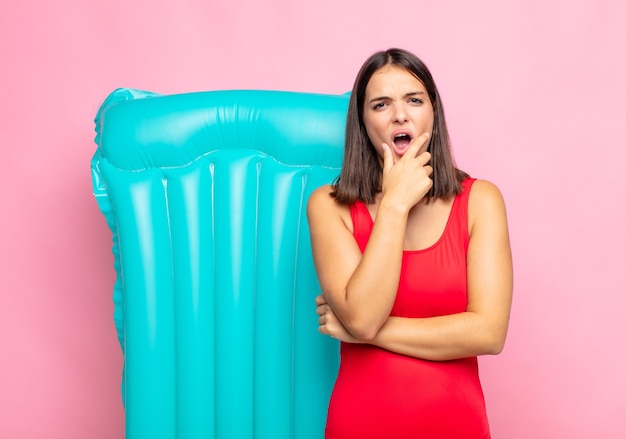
[{"left": 332, "top": 48, "right": 468, "bottom": 204}]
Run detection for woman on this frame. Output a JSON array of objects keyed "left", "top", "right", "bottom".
[{"left": 307, "top": 48, "right": 513, "bottom": 438}]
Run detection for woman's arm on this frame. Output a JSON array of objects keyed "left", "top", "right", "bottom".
[
  {"left": 308, "top": 138, "right": 433, "bottom": 340},
  {"left": 307, "top": 184, "right": 406, "bottom": 341},
  {"left": 316, "top": 180, "right": 513, "bottom": 361}
]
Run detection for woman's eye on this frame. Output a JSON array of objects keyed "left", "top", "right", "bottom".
[
  {"left": 410, "top": 98, "right": 423, "bottom": 104},
  {"left": 373, "top": 102, "right": 386, "bottom": 110}
]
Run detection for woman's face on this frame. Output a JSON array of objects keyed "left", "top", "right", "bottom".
[{"left": 362, "top": 65, "right": 434, "bottom": 162}]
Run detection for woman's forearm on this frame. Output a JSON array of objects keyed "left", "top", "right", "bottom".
[
  {"left": 369, "top": 312, "right": 508, "bottom": 361},
  {"left": 337, "top": 199, "right": 409, "bottom": 340}
]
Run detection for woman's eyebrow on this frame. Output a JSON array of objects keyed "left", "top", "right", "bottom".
[
  {"left": 367, "top": 96, "right": 389, "bottom": 104},
  {"left": 368, "top": 91, "right": 426, "bottom": 104},
  {"left": 405, "top": 91, "right": 426, "bottom": 98},
  {"left": 367, "top": 90, "right": 426, "bottom": 104}
]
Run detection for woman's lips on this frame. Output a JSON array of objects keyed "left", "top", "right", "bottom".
[{"left": 392, "top": 133, "right": 412, "bottom": 156}]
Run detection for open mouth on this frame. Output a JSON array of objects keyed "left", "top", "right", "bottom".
[{"left": 392, "top": 133, "right": 412, "bottom": 154}]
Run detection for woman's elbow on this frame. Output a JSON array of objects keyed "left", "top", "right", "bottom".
[
  {"left": 336, "top": 299, "right": 387, "bottom": 342},
  {"left": 345, "top": 318, "right": 384, "bottom": 342},
  {"left": 482, "top": 332, "right": 507, "bottom": 355},
  {"left": 351, "top": 328, "right": 378, "bottom": 343}
]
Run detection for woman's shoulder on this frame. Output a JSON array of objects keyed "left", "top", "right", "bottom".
[
  {"left": 307, "top": 184, "right": 353, "bottom": 230},
  {"left": 308, "top": 184, "right": 337, "bottom": 210},
  {"left": 467, "top": 179, "right": 508, "bottom": 230},
  {"left": 467, "top": 179, "right": 505, "bottom": 203}
]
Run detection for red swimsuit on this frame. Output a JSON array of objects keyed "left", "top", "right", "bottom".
[{"left": 325, "top": 178, "right": 491, "bottom": 439}]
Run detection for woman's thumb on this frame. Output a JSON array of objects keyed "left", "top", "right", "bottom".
[{"left": 382, "top": 143, "right": 393, "bottom": 174}]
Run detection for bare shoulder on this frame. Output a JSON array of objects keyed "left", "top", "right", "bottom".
[
  {"left": 307, "top": 184, "right": 352, "bottom": 231},
  {"left": 308, "top": 184, "right": 335, "bottom": 206},
  {"left": 469, "top": 179, "right": 506, "bottom": 208},
  {"left": 467, "top": 179, "right": 508, "bottom": 231},
  {"left": 307, "top": 184, "right": 337, "bottom": 217}
]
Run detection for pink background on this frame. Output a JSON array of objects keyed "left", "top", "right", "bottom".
[{"left": 1, "top": 0, "right": 625, "bottom": 437}]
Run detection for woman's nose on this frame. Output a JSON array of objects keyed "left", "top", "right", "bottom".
[{"left": 393, "top": 104, "right": 408, "bottom": 123}]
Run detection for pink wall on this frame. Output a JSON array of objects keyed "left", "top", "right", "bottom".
[{"left": 1, "top": 0, "right": 624, "bottom": 437}]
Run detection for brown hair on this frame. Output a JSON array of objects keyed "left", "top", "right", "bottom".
[{"left": 332, "top": 48, "right": 468, "bottom": 204}]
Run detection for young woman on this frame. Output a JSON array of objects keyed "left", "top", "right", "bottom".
[{"left": 307, "top": 48, "right": 513, "bottom": 438}]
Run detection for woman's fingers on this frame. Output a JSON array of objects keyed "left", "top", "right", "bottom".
[
  {"left": 315, "top": 294, "right": 326, "bottom": 306},
  {"left": 382, "top": 143, "right": 394, "bottom": 176},
  {"left": 416, "top": 151, "right": 432, "bottom": 168},
  {"left": 401, "top": 132, "right": 430, "bottom": 160},
  {"left": 381, "top": 132, "right": 433, "bottom": 209}
]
